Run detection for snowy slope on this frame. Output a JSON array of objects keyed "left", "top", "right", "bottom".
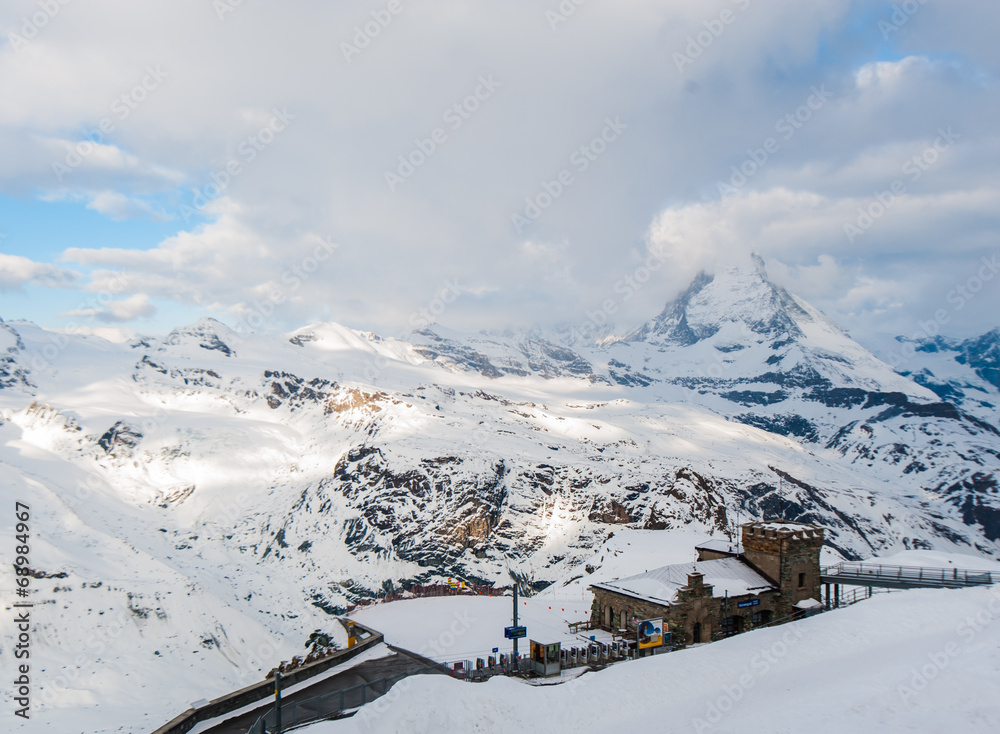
[
  {"left": 344, "top": 541, "right": 1000, "bottom": 673},
  {"left": 1, "top": 258, "right": 999, "bottom": 731},
  {"left": 896, "top": 330, "right": 1000, "bottom": 423},
  {"left": 312, "top": 583, "right": 1000, "bottom": 734}
]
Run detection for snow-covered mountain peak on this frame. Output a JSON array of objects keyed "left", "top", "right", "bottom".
[
  {"left": 138, "top": 316, "right": 241, "bottom": 358},
  {"left": 287, "top": 321, "right": 395, "bottom": 353},
  {"left": 632, "top": 257, "right": 823, "bottom": 349},
  {"left": 603, "top": 257, "right": 929, "bottom": 401}
]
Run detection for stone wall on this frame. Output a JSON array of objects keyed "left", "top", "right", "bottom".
[
  {"left": 591, "top": 575, "right": 784, "bottom": 647},
  {"left": 590, "top": 522, "right": 824, "bottom": 648},
  {"left": 591, "top": 588, "right": 670, "bottom": 634},
  {"left": 741, "top": 522, "right": 824, "bottom": 612}
]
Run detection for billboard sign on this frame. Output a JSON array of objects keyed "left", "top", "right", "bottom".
[
  {"left": 504, "top": 626, "right": 527, "bottom": 639},
  {"left": 637, "top": 618, "right": 663, "bottom": 649}
]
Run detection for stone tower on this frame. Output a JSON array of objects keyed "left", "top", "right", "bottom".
[{"left": 741, "top": 521, "right": 824, "bottom": 612}]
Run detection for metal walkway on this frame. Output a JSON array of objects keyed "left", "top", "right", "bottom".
[
  {"left": 821, "top": 562, "right": 995, "bottom": 591},
  {"left": 198, "top": 648, "right": 446, "bottom": 734}
]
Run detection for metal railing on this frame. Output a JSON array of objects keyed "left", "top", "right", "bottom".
[
  {"left": 246, "top": 665, "right": 444, "bottom": 733},
  {"left": 745, "top": 586, "right": 890, "bottom": 631},
  {"left": 822, "top": 562, "right": 995, "bottom": 588},
  {"left": 834, "top": 584, "right": 895, "bottom": 607},
  {"left": 152, "top": 623, "right": 384, "bottom": 734},
  {"left": 436, "top": 641, "right": 637, "bottom": 683}
]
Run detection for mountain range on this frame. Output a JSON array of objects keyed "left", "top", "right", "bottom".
[{"left": 3, "top": 256, "right": 999, "bottom": 729}]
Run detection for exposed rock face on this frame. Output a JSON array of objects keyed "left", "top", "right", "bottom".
[
  {"left": 98, "top": 420, "right": 144, "bottom": 456},
  {"left": 410, "top": 327, "right": 596, "bottom": 379}
]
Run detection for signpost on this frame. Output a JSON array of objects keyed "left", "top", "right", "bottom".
[
  {"left": 737, "top": 599, "right": 760, "bottom": 609},
  {"left": 509, "top": 583, "right": 523, "bottom": 661}
]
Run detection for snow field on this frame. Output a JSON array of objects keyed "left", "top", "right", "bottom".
[{"left": 316, "top": 584, "right": 1000, "bottom": 733}]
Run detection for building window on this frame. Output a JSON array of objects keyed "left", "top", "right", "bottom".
[
  {"left": 751, "top": 610, "right": 772, "bottom": 626},
  {"left": 720, "top": 616, "right": 739, "bottom": 637},
  {"left": 798, "top": 572, "right": 806, "bottom": 588}
]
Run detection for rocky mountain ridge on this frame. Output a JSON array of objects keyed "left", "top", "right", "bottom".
[{"left": 3, "top": 260, "right": 1000, "bottom": 730}]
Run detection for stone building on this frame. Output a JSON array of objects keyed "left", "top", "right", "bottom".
[{"left": 589, "top": 521, "right": 824, "bottom": 646}]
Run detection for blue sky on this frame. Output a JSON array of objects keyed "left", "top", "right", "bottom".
[
  {"left": 0, "top": 195, "right": 170, "bottom": 261},
  {"left": 0, "top": 0, "right": 998, "bottom": 354},
  {"left": 0, "top": 194, "right": 203, "bottom": 329}
]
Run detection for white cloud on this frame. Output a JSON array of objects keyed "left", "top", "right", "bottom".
[
  {"left": 60, "top": 293, "right": 156, "bottom": 323},
  {"left": 0, "top": 0, "right": 997, "bottom": 342},
  {"left": 52, "top": 325, "right": 137, "bottom": 342},
  {"left": 0, "top": 253, "right": 80, "bottom": 292},
  {"left": 644, "top": 183, "right": 1000, "bottom": 345},
  {"left": 855, "top": 56, "right": 932, "bottom": 91},
  {"left": 84, "top": 191, "right": 171, "bottom": 221}
]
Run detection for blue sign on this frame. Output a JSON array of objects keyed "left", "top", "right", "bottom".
[
  {"left": 492, "top": 647, "right": 498, "bottom": 653},
  {"left": 737, "top": 599, "right": 760, "bottom": 608},
  {"left": 504, "top": 626, "right": 527, "bottom": 639}
]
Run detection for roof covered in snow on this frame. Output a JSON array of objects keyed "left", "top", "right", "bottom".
[
  {"left": 747, "top": 521, "right": 821, "bottom": 534},
  {"left": 695, "top": 538, "right": 743, "bottom": 555},
  {"left": 590, "top": 557, "right": 776, "bottom": 606}
]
